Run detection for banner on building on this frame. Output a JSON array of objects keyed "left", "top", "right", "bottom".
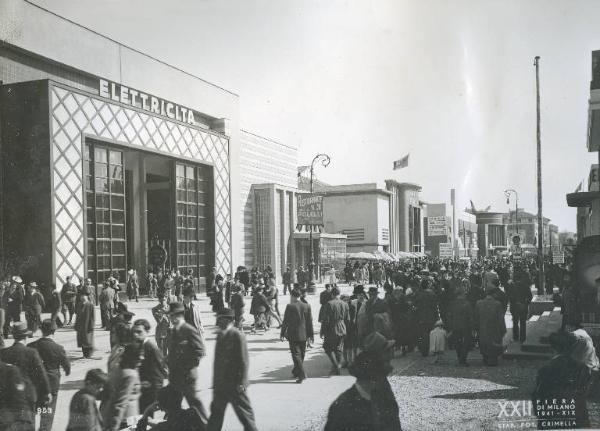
[
  {"left": 428, "top": 216, "right": 447, "bottom": 236},
  {"left": 439, "top": 242, "right": 453, "bottom": 258},
  {"left": 297, "top": 194, "right": 324, "bottom": 225},
  {"left": 552, "top": 250, "right": 565, "bottom": 264}
]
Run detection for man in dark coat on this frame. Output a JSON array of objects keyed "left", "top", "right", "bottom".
[
  {"left": 4, "top": 277, "right": 25, "bottom": 336},
  {"left": 413, "top": 280, "right": 439, "bottom": 357},
  {"left": 66, "top": 368, "right": 107, "bottom": 431},
  {"left": 61, "top": 276, "right": 78, "bottom": 325},
  {"left": 532, "top": 331, "right": 591, "bottom": 429},
  {"left": 280, "top": 289, "right": 314, "bottom": 383},
  {"left": 28, "top": 319, "right": 71, "bottom": 431},
  {"left": 507, "top": 265, "right": 533, "bottom": 342},
  {"left": 321, "top": 286, "right": 349, "bottom": 375},
  {"left": 324, "top": 332, "right": 401, "bottom": 431},
  {"left": 446, "top": 286, "right": 474, "bottom": 366},
  {"left": 474, "top": 289, "right": 506, "bottom": 366},
  {"left": 318, "top": 284, "right": 333, "bottom": 323},
  {"left": 168, "top": 302, "right": 208, "bottom": 421},
  {"left": 48, "top": 284, "right": 62, "bottom": 328},
  {"left": 25, "top": 282, "right": 45, "bottom": 335},
  {"left": 282, "top": 267, "right": 292, "bottom": 295},
  {"left": 0, "top": 359, "right": 34, "bottom": 431},
  {"left": 75, "top": 294, "right": 95, "bottom": 358},
  {"left": 207, "top": 308, "right": 257, "bottom": 431},
  {"left": 0, "top": 322, "right": 51, "bottom": 421},
  {"left": 132, "top": 318, "right": 167, "bottom": 413}
]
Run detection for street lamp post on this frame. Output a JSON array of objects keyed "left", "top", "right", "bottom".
[
  {"left": 504, "top": 189, "right": 519, "bottom": 235},
  {"left": 308, "top": 153, "right": 330, "bottom": 290}
]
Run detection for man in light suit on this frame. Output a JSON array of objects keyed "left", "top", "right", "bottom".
[
  {"left": 183, "top": 286, "right": 204, "bottom": 334},
  {"left": 280, "top": 289, "right": 314, "bottom": 383}
]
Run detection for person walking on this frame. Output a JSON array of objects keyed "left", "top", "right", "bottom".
[
  {"left": 48, "top": 284, "right": 62, "bottom": 328},
  {"left": 324, "top": 332, "right": 402, "bottom": 431},
  {"left": 446, "top": 285, "right": 474, "bottom": 367},
  {"left": 183, "top": 285, "right": 204, "bottom": 334},
  {"left": 168, "top": 302, "right": 208, "bottom": 422},
  {"left": 474, "top": 288, "right": 506, "bottom": 366},
  {"left": 230, "top": 284, "right": 246, "bottom": 330},
  {"left": 66, "top": 369, "right": 107, "bottom": 431},
  {"left": 101, "top": 343, "right": 142, "bottom": 431},
  {"left": 127, "top": 269, "right": 140, "bottom": 302},
  {"left": 132, "top": 318, "right": 167, "bottom": 413},
  {"left": 507, "top": 264, "right": 533, "bottom": 343},
  {"left": 207, "top": 308, "right": 258, "bottom": 431},
  {"left": 27, "top": 319, "right": 71, "bottom": 431},
  {"left": 280, "top": 289, "right": 314, "bottom": 383},
  {"left": 0, "top": 358, "right": 34, "bottom": 431},
  {"left": 0, "top": 321, "right": 51, "bottom": 424},
  {"left": 320, "top": 286, "right": 350, "bottom": 375},
  {"left": 75, "top": 294, "right": 95, "bottom": 358},
  {"left": 152, "top": 294, "right": 171, "bottom": 358},
  {"left": 61, "top": 276, "right": 78, "bottom": 325},
  {"left": 282, "top": 267, "right": 292, "bottom": 295},
  {"left": 413, "top": 279, "right": 439, "bottom": 357},
  {"left": 99, "top": 281, "right": 116, "bottom": 330},
  {"left": 24, "top": 282, "right": 45, "bottom": 335},
  {"left": 4, "top": 277, "right": 25, "bottom": 336}
]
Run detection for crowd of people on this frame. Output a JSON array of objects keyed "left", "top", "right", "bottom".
[{"left": 0, "top": 247, "right": 593, "bottom": 431}]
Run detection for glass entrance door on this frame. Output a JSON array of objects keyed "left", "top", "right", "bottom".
[
  {"left": 174, "top": 162, "right": 213, "bottom": 279},
  {"left": 84, "top": 141, "right": 127, "bottom": 284}
]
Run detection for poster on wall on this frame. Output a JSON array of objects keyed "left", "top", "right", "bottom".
[
  {"left": 297, "top": 194, "right": 324, "bottom": 225},
  {"left": 428, "top": 216, "right": 448, "bottom": 236},
  {"left": 439, "top": 242, "right": 453, "bottom": 258}
]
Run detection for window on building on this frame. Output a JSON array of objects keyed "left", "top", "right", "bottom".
[{"left": 84, "top": 142, "right": 126, "bottom": 284}]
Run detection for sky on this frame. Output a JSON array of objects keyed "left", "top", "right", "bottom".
[{"left": 31, "top": 0, "right": 600, "bottom": 231}]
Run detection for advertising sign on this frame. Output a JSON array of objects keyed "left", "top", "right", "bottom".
[
  {"left": 439, "top": 242, "right": 453, "bottom": 258},
  {"left": 297, "top": 194, "right": 324, "bottom": 225},
  {"left": 552, "top": 250, "right": 565, "bottom": 264},
  {"left": 428, "top": 216, "right": 447, "bottom": 236}
]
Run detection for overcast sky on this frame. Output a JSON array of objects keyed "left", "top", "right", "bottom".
[{"left": 32, "top": 0, "right": 600, "bottom": 231}]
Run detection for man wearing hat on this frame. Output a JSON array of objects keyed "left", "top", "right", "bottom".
[
  {"left": 207, "top": 308, "right": 258, "bottom": 431},
  {"left": 75, "top": 294, "right": 95, "bottom": 358},
  {"left": 474, "top": 287, "right": 506, "bottom": 366},
  {"left": 532, "top": 331, "right": 590, "bottom": 429},
  {"left": 280, "top": 289, "right": 314, "bottom": 383},
  {"left": 183, "top": 284, "right": 204, "bottom": 334},
  {"left": 0, "top": 321, "right": 51, "bottom": 420},
  {"left": 109, "top": 302, "right": 134, "bottom": 348},
  {"left": 324, "top": 332, "right": 401, "bottom": 431},
  {"left": 25, "top": 282, "right": 45, "bottom": 335},
  {"left": 61, "top": 275, "right": 78, "bottom": 325},
  {"left": 66, "top": 368, "right": 107, "bottom": 431},
  {"left": 320, "top": 286, "right": 349, "bottom": 375},
  {"left": 0, "top": 357, "right": 33, "bottom": 430},
  {"left": 28, "top": 319, "right": 71, "bottom": 431},
  {"left": 4, "top": 276, "right": 25, "bottom": 337},
  {"left": 167, "top": 302, "right": 208, "bottom": 422}
]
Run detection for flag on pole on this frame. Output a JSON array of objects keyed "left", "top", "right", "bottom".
[
  {"left": 393, "top": 154, "right": 409, "bottom": 170},
  {"left": 574, "top": 181, "right": 583, "bottom": 193}
]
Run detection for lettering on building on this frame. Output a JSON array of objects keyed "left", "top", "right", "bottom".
[{"left": 99, "top": 79, "right": 196, "bottom": 125}]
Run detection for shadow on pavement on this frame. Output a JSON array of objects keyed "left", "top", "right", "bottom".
[{"left": 60, "top": 379, "right": 85, "bottom": 390}]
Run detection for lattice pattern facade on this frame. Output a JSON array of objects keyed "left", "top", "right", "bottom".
[{"left": 50, "top": 84, "right": 231, "bottom": 286}]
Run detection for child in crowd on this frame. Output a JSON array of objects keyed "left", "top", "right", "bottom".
[{"left": 429, "top": 319, "right": 447, "bottom": 364}]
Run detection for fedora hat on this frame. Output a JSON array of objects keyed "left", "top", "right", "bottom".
[
  {"left": 29, "top": 282, "right": 38, "bottom": 287},
  {"left": 169, "top": 302, "right": 185, "bottom": 316},
  {"left": 363, "top": 332, "right": 395, "bottom": 355},
  {"left": 12, "top": 322, "right": 31, "bottom": 338},
  {"left": 11, "top": 276, "right": 23, "bottom": 284}
]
